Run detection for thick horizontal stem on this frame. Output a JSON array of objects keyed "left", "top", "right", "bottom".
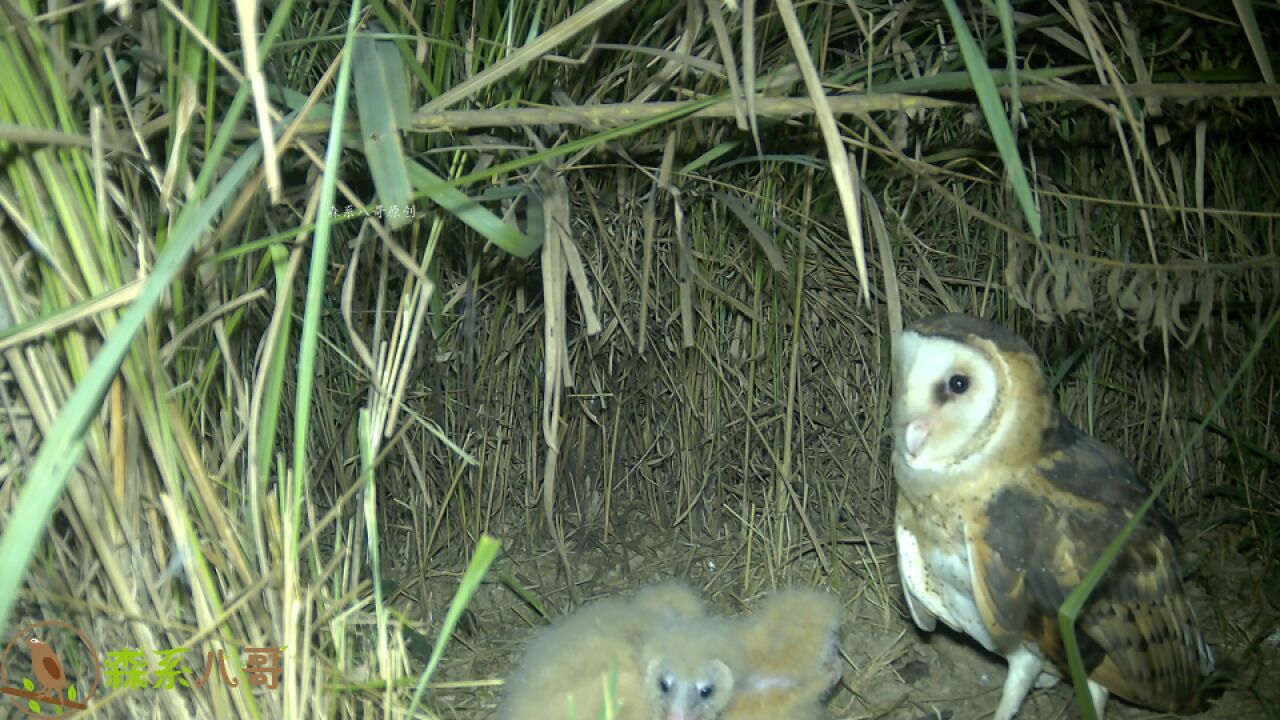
[{"left": 130, "top": 82, "right": 1280, "bottom": 141}]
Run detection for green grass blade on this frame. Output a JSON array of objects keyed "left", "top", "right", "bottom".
[
  {"left": 994, "top": 0, "right": 1020, "bottom": 126},
  {"left": 354, "top": 20, "right": 413, "bottom": 229},
  {"left": 406, "top": 534, "right": 502, "bottom": 714},
  {"left": 291, "top": 0, "right": 364, "bottom": 529},
  {"left": 711, "top": 191, "right": 786, "bottom": 273},
  {"left": 1231, "top": 0, "right": 1280, "bottom": 117},
  {"left": 253, "top": 244, "right": 295, "bottom": 484},
  {"left": 1047, "top": 331, "right": 1101, "bottom": 391},
  {"left": 498, "top": 570, "right": 550, "bottom": 619},
  {"left": 0, "top": 281, "right": 139, "bottom": 352},
  {"left": 680, "top": 141, "right": 741, "bottom": 175},
  {"left": 407, "top": 160, "right": 541, "bottom": 257},
  {"left": 358, "top": 409, "right": 391, "bottom": 711},
  {"left": 940, "top": 0, "right": 1042, "bottom": 238}
]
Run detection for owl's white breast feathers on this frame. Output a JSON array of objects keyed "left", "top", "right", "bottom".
[{"left": 895, "top": 521, "right": 998, "bottom": 653}]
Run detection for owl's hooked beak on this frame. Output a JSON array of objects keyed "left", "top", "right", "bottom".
[{"left": 903, "top": 418, "right": 932, "bottom": 459}]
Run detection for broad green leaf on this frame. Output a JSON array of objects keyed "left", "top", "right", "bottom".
[{"left": 354, "top": 20, "right": 413, "bottom": 229}]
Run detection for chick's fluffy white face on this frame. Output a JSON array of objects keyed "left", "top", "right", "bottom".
[
  {"left": 643, "top": 653, "right": 734, "bottom": 720},
  {"left": 893, "top": 331, "right": 1002, "bottom": 472}
]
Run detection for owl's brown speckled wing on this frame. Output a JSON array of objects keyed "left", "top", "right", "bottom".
[{"left": 967, "top": 411, "right": 1214, "bottom": 714}]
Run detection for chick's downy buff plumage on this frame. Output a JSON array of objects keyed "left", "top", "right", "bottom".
[
  {"left": 723, "top": 588, "right": 844, "bottom": 720},
  {"left": 497, "top": 580, "right": 735, "bottom": 720},
  {"left": 891, "top": 313, "right": 1215, "bottom": 720}
]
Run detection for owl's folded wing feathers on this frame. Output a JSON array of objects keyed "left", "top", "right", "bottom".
[{"left": 967, "top": 423, "right": 1214, "bottom": 714}]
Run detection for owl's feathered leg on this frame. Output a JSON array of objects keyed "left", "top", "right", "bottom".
[
  {"left": 994, "top": 646, "right": 1042, "bottom": 720},
  {"left": 997, "top": 667, "right": 1109, "bottom": 720}
]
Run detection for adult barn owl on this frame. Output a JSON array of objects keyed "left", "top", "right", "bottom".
[{"left": 891, "top": 312, "right": 1214, "bottom": 719}]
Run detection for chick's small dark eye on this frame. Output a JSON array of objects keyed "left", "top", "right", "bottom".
[
  {"left": 657, "top": 676, "right": 672, "bottom": 694},
  {"left": 699, "top": 684, "right": 714, "bottom": 699},
  {"left": 948, "top": 374, "right": 969, "bottom": 394}
]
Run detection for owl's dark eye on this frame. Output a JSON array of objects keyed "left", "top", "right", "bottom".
[
  {"left": 657, "top": 675, "right": 672, "bottom": 694},
  {"left": 948, "top": 374, "right": 969, "bottom": 394},
  {"left": 698, "top": 684, "right": 714, "bottom": 699}
]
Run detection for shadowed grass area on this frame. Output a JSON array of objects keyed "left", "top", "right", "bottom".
[{"left": 0, "top": 1, "right": 1277, "bottom": 718}]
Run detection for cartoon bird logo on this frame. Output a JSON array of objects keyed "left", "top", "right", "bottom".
[{"left": 27, "top": 638, "right": 68, "bottom": 704}]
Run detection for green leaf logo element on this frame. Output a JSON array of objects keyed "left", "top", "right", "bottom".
[
  {"left": 68, "top": 683, "right": 78, "bottom": 701},
  {"left": 22, "top": 677, "right": 34, "bottom": 691}
]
